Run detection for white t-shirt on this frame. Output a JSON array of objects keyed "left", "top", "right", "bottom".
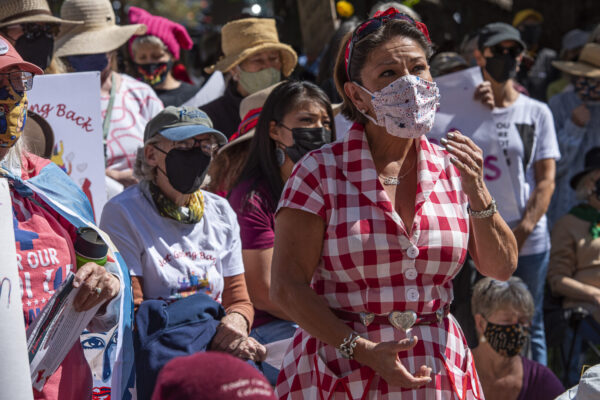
[
  {"left": 479, "top": 94, "right": 560, "bottom": 255},
  {"left": 101, "top": 74, "right": 163, "bottom": 171},
  {"left": 99, "top": 183, "right": 244, "bottom": 302}
]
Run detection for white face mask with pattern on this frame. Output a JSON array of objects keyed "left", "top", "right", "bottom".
[{"left": 355, "top": 74, "right": 440, "bottom": 139}]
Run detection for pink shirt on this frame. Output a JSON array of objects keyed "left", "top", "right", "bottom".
[{"left": 14, "top": 153, "right": 91, "bottom": 400}]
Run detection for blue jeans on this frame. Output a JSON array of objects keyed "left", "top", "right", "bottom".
[
  {"left": 562, "top": 317, "right": 600, "bottom": 386},
  {"left": 513, "top": 251, "right": 549, "bottom": 365},
  {"left": 250, "top": 318, "right": 298, "bottom": 385}
]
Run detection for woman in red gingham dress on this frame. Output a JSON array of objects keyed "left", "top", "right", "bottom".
[{"left": 270, "top": 8, "right": 518, "bottom": 400}]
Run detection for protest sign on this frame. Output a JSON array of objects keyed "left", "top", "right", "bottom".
[
  {"left": 27, "top": 273, "right": 103, "bottom": 392},
  {"left": 182, "top": 71, "right": 225, "bottom": 108},
  {"left": 429, "top": 67, "right": 521, "bottom": 221},
  {"left": 28, "top": 72, "right": 107, "bottom": 222},
  {"left": 0, "top": 178, "right": 34, "bottom": 400}
]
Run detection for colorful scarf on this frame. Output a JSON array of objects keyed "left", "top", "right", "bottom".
[
  {"left": 150, "top": 182, "right": 204, "bottom": 224},
  {"left": 569, "top": 203, "right": 600, "bottom": 239}
]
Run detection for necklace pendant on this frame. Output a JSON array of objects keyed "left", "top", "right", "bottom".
[{"left": 382, "top": 176, "right": 401, "bottom": 185}]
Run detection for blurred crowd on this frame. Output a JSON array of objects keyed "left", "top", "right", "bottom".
[{"left": 1, "top": 0, "right": 600, "bottom": 399}]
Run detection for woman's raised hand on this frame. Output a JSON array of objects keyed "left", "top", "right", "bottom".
[
  {"left": 354, "top": 337, "right": 432, "bottom": 389},
  {"left": 441, "top": 129, "right": 488, "bottom": 202}
]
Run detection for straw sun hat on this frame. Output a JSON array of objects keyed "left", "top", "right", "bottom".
[
  {"left": 553, "top": 43, "right": 600, "bottom": 78},
  {"left": 219, "top": 83, "right": 280, "bottom": 153},
  {"left": 0, "top": 0, "right": 83, "bottom": 29},
  {"left": 206, "top": 18, "right": 297, "bottom": 77},
  {"left": 54, "top": 0, "right": 146, "bottom": 57}
]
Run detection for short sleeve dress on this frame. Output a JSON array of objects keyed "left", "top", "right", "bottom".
[{"left": 274, "top": 124, "right": 483, "bottom": 399}]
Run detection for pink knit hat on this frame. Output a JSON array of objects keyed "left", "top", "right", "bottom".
[{"left": 128, "top": 6, "right": 193, "bottom": 60}]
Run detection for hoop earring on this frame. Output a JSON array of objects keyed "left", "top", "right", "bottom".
[{"left": 275, "top": 148, "right": 286, "bottom": 167}]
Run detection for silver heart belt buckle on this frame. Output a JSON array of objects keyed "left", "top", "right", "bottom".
[
  {"left": 436, "top": 308, "right": 444, "bottom": 323},
  {"left": 388, "top": 310, "right": 417, "bottom": 333},
  {"left": 359, "top": 312, "right": 375, "bottom": 327}
]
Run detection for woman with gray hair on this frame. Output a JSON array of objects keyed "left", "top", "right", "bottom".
[
  {"left": 100, "top": 106, "right": 266, "bottom": 368},
  {"left": 471, "top": 277, "right": 564, "bottom": 400},
  {"left": 548, "top": 146, "right": 600, "bottom": 385}
]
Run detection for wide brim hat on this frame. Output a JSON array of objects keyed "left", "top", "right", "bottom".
[
  {"left": 23, "top": 110, "right": 55, "bottom": 159},
  {"left": 54, "top": 0, "right": 146, "bottom": 57},
  {"left": 206, "top": 18, "right": 297, "bottom": 77},
  {"left": 218, "top": 83, "right": 281, "bottom": 154},
  {"left": 0, "top": 0, "right": 84, "bottom": 29},
  {"left": 553, "top": 43, "right": 600, "bottom": 78}
]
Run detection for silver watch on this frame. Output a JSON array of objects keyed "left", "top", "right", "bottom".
[
  {"left": 338, "top": 332, "right": 360, "bottom": 359},
  {"left": 467, "top": 199, "right": 497, "bottom": 218}
]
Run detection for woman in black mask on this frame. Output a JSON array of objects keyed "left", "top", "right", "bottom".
[
  {"left": 226, "top": 80, "right": 335, "bottom": 385},
  {"left": 100, "top": 106, "right": 267, "bottom": 390},
  {"left": 0, "top": 0, "right": 82, "bottom": 72},
  {"left": 471, "top": 277, "right": 564, "bottom": 400},
  {"left": 128, "top": 7, "right": 201, "bottom": 107}
]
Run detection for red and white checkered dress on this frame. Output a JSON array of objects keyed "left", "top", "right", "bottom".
[{"left": 274, "top": 124, "right": 483, "bottom": 399}]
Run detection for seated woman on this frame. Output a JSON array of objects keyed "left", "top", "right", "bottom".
[
  {"left": 99, "top": 106, "right": 266, "bottom": 363},
  {"left": 548, "top": 148, "right": 600, "bottom": 385},
  {"left": 471, "top": 277, "right": 564, "bottom": 400},
  {"left": 0, "top": 37, "right": 124, "bottom": 399},
  {"left": 227, "top": 80, "right": 335, "bottom": 384}
]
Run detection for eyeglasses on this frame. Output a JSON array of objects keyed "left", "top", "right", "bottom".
[
  {"left": 0, "top": 71, "right": 34, "bottom": 93},
  {"left": 172, "top": 137, "right": 218, "bottom": 156},
  {"left": 19, "top": 23, "right": 60, "bottom": 39},
  {"left": 490, "top": 44, "right": 522, "bottom": 58},
  {"left": 345, "top": 10, "right": 418, "bottom": 79}
]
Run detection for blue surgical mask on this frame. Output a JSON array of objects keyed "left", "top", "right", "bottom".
[{"left": 66, "top": 53, "right": 109, "bottom": 72}]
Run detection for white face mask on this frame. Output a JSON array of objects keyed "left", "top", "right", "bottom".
[{"left": 355, "top": 75, "right": 440, "bottom": 139}]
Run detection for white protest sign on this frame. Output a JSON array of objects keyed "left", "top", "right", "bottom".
[
  {"left": 182, "top": 71, "right": 225, "bottom": 108},
  {"left": 430, "top": 67, "right": 521, "bottom": 221},
  {"left": 0, "top": 178, "right": 34, "bottom": 400},
  {"left": 28, "top": 72, "right": 106, "bottom": 221}
]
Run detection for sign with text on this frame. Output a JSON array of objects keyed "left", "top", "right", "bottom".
[
  {"left": 429, "top": 67, "right": 521, "bottom": 221},
  {"left": 28, "top": 72, "right": 106, "bottom": 221},
  {"left": 0, "top": 178, "right": 34, "bottom": 400}
]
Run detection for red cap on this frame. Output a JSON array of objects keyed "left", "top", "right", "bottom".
[
  {"left": 152, "top": 352, "right": 276, "bottom": 400},
  {"left": 0, "top": 36, "right": 44, "bottom": 75}
]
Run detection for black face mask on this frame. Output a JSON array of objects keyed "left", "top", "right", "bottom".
[
  {"left": 483, "top": 320, "right": 529, "bottom": 357},
  {"left": 484, "top": 54, "right": 518, "bottom": 83},
  {"left": 520, "top": 25, "right": 542, "bottom": 48},
  {"left": 282, "top": 126, "right": 332, "bottom": 163},
  {"left": 153, "top": 146, "right": 211, "bottom": 194},
  {"left": 134, "top": 60, "right": 173, "bottom": 87},
  {"left": 14, "top": 33, "right": 54, "bottom": 70}
]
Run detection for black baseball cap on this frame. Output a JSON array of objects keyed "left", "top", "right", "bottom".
[{"left": 478, "top": 22, "right": 527, "bottom": 52}]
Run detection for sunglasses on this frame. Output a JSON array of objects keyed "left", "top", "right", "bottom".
[
  {"left": 490, "top": 44, "right": 522, "bottom": 58},
  {"left": 0, "top": 71, "right": 34, "bottom": 93},
  {"left": 345, "top": 9, "right": 421, "bottom": 79},
  {"left": 21, "top": 23, "right": 60, "bottom": 39}
]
